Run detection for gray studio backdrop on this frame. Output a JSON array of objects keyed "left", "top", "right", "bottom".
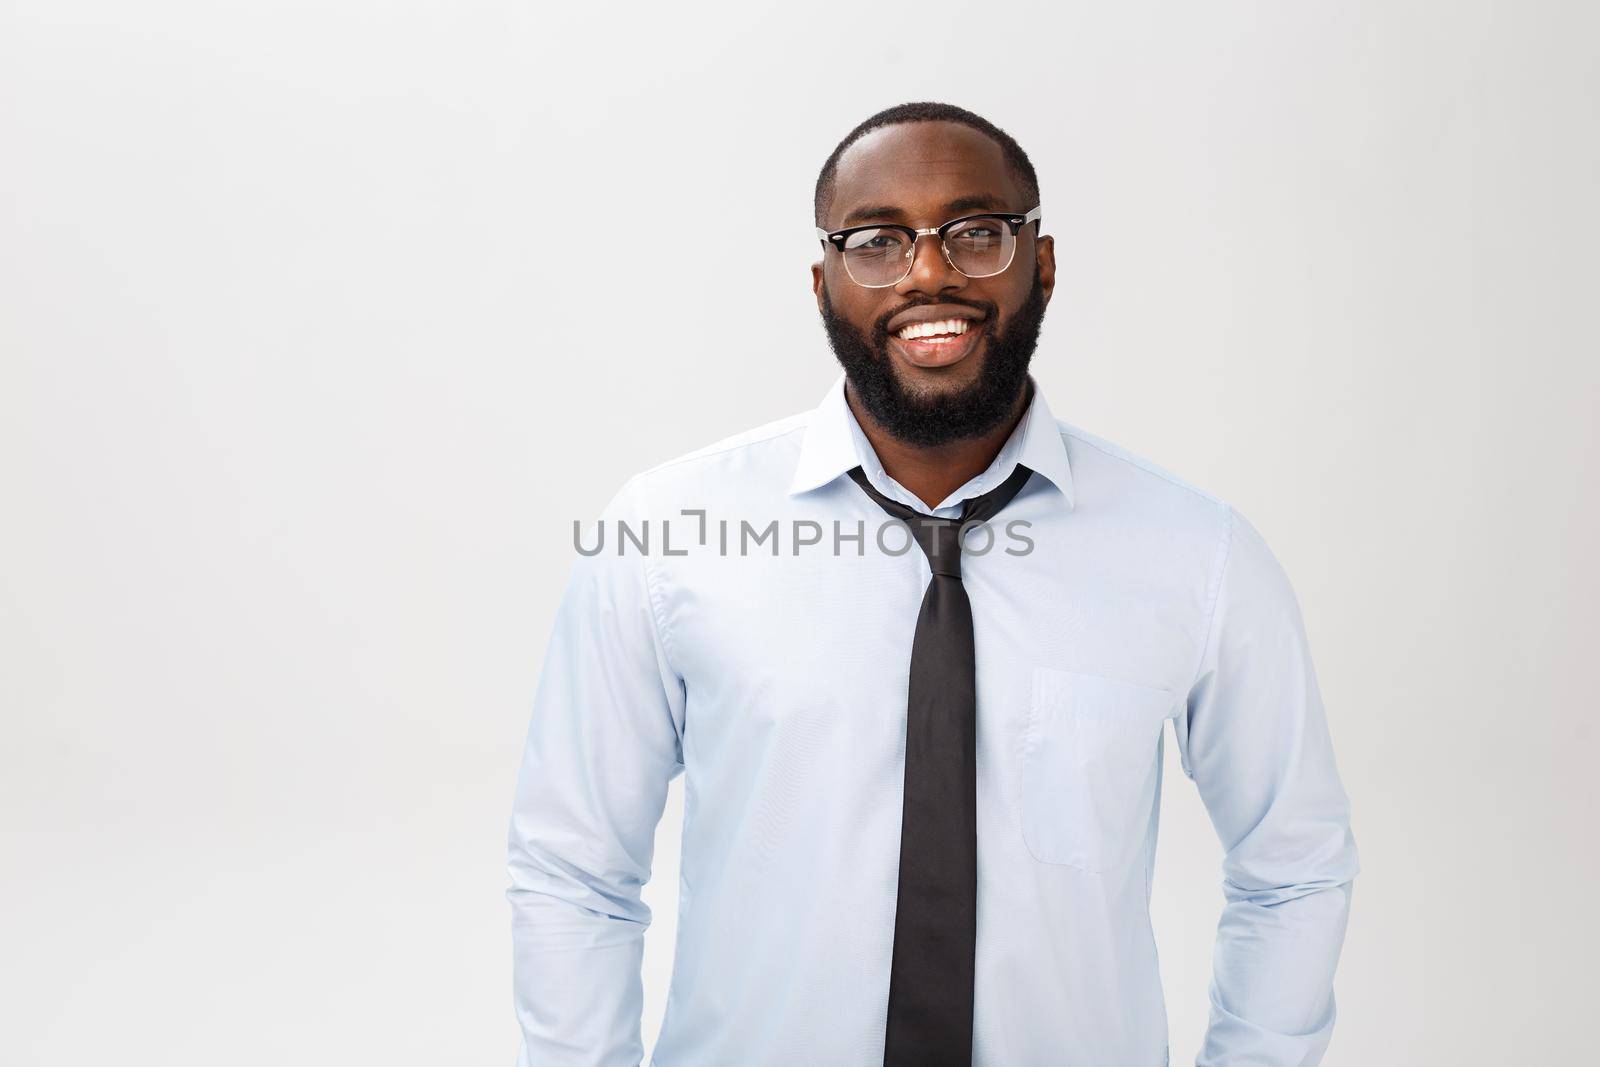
[{"left": 4, "top": 1, "right": 1596, "bottom": 1064}]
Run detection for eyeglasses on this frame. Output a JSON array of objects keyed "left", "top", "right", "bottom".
[{"left": 816, "top": 205, "right": 1041, "bottom": 288}]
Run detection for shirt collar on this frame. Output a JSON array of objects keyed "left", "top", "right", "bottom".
[{"left": 786, "top": 372, "right": 1076, "bottom": 509}]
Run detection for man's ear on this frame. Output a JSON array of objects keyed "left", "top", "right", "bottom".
[
  {"left": 811, "top": 261, "right": 825, "bottom": 312},
  {"left": 1035, "top": 233, "right": 1056, "bottom": 305}
]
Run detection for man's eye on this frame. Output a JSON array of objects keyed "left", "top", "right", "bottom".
[
  {"left": 845, "top": 232, "right": 904, "bottom": 254},
  {"left": 954, "top": 225, "right": 998, "bottom": 240}
]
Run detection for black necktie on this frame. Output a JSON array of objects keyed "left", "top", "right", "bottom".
[{"left": 847, "top": 460, "right": 1036, "bottom": 1067}]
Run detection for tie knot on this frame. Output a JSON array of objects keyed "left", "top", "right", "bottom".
[
  {"left": 913, "top": 518, "right": 965, "bottom": 579},
  {"left": 845, "top": 463, "right": 1036, "bottom": 582}
]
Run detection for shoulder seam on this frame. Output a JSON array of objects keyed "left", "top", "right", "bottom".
[
  {"left": 1186, "top": 503, "right": 1237, "bottom": 699},
  {"left": 620, "top": 476, "right": 685, "bottom": 695}
]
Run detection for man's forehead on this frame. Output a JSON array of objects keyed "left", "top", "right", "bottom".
[{"left": 829, "top": 121, "right": 1019, "bottom": 226}]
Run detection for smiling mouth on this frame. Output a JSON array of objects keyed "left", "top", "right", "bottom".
[{"left": 888, "top": 317, "right": 986, "bottom": 369}]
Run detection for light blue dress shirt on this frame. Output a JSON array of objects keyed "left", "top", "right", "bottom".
[{"left": 507, "top": 373, "right": 1359, "bottom": 1066}]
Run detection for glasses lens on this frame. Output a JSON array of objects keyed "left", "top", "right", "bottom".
[
  {"left": 943, "top": 216, "right": 1016, "bottom": 278},
  {"left": 840, "top": 227, "right": 911, "bottom": 287}
]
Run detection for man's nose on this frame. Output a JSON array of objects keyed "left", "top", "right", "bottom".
[{"left": 895, "top": 233, "right": 966, "bottom": 297}]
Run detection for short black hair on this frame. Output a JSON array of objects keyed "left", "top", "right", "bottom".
[{"left": 813, "top": 101, "right": 1041, "bottom": 228}]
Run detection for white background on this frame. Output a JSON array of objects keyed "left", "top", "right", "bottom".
[{"left": 4, "top": 1, "right": 1597, "bottom": 1063}]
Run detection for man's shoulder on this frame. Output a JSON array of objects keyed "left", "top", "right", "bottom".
[
  {"left": 1057, "top": 419, "right": 1227, "bottom": 508},
  {"left": 604, "top": 407, "right": 811, "bottom": 514},
  {"left": 642, "top": 409, "right": 811, "bottom": 477},
  {"left": 1053, "top": 417, "right": 1237, "bottom": 549}
]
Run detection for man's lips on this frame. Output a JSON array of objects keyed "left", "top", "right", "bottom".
[
  {"left": 887, "top": 318, "right": 986, "bottom": 369},
  {"left": 886, "top": 303, "right": 987, "bottom": 334}
]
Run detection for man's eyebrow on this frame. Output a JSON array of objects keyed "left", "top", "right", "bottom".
[
  {"left": 942, "top": 194, "right": 1008, "bottom": 217},
  {"left": 839, "top": 204, "right": 907, "bottom": 227},
  {"left": 838, "top": 194, "right": 1010, "bottom": 229}
]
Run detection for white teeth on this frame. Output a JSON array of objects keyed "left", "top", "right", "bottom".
[{"left": 896, "top": 318, "right": 971, "bottom": 340}]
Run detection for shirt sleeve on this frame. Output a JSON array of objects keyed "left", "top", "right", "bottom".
[
  {"left": 505, "top": 475, "right": 686, "bottom": 1067},
  {"left": 1172, "top": 505, "right": 1361, "bottom": 1067}
]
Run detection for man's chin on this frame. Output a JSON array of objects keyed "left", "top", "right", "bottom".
[{"left": 883, "top": 341, "right": 989, "bottom": 402}]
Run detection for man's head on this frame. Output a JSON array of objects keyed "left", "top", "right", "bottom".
[{"left": 812, "top": 102, "right": 1055, "bottom": 448}]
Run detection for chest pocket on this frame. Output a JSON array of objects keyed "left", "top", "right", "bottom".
[{"left": 1019, "top": 667, "right": 1177, "bottom": 872}]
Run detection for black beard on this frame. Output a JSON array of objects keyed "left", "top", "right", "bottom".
[{"left": 818, "top": 266, "right": 1047, "bottom": 448}]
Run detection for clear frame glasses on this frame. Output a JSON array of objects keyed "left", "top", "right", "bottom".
[{"left": 816, "top": 205, "right": 1041, "bottom": 288}]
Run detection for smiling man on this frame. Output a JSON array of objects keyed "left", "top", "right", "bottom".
[{"left": 507, "top": 102, "right": 1359, "bottom": 1067}]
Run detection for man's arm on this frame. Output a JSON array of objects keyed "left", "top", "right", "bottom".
[
  {"left": 506, "top": 476, "right": 685, "bottom": 1067},
  {"left": 1174, "top": 505, "right": 1361, "bottom": 1066}
]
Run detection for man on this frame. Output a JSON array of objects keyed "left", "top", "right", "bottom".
[{"left": 507, "top": 101, "right": 1359, "bottom": 1066}]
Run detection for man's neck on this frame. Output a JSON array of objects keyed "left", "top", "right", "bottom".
[{"left": 845, "top": 379, "right": 1033, "bottom": 510}]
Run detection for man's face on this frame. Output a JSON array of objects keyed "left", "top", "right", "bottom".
[{"left": 812, "top": 120, "right": 1056, "bottom": 447}]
